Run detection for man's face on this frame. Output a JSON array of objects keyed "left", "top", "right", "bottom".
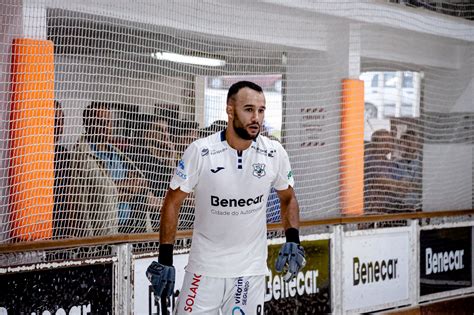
[
  {"left": 399, "top": 135, "right": 418, "bottom": 157},
  {"left": 228, "top": 87, "right": 266, "bottom": 140},
  {"left": 148, "top": 120, "right": 171, "bottom": 147},
  {"left": 88, "top": 108, "right": 112, "bottom": 143}
]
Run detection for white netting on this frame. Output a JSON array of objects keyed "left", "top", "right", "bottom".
[{"left": 0, "top": 0, "right": 473, "bottom": 243}]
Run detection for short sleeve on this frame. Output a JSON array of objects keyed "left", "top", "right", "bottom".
[
  {"left": 170, "top": 142, "right": 202, "bottom": 193},
  {"left": 272, "top": 142, "right": 295, "bottom": 191}
]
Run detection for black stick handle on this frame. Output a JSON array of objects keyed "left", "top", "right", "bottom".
[{"left": 161, "top": 295, "right": 168, "bottom": 315}]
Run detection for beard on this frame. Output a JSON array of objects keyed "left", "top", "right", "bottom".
[{"left": 233, "top": 112, "right": 260, "bottom": 140}]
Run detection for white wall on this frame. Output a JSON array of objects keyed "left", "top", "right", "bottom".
[
  {"left": 422, "top": 46, "right": 473, "bottom": 211},
  {"left": 423, "top": 144, "right": 473, "bottom": 211}
]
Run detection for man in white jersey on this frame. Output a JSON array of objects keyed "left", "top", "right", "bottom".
[{"left": 146, "top": 81, "right": 305, "bottom": 314}]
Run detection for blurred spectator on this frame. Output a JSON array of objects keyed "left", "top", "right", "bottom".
[
  {"left": 69, "top": 102, "right": 146, "bottom": 236},
  {"left": 394, "top": 130, "right": 423, "bottom": 211},
  {"left": 199, "top": 119, "right": 227, "bottom": 137},
  {"left": 52, "top": 101, "right": 72, "bottom": 239},
  {"left": 265, "top": 135, "right": 282, "bottom": 223},
  {"left": 137, "top": 115, "right": 176, "bottom": 231},
  {"left": 175, "top": 120, "right": 199, "bottom": 156},
  {"left": 363, "top": 129, "right": 399, "bottom": 214}
]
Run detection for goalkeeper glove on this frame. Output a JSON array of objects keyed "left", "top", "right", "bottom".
[
  {"left": 146, "top": 261, "right": 175, "bottom": 298},
  {"left": 146, "top": 244, "right": 175, "bottom": 298},
  {"left": 275, "top": 228, "right": 306, "bottom": 282}
]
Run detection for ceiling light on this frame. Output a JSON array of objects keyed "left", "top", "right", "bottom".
[{"left": 151, "top": 52, "right": 225, "bottom": 67}]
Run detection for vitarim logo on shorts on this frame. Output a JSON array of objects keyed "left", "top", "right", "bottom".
[{"left": 232, "top": 277, "right": 249, "bottom": 315}]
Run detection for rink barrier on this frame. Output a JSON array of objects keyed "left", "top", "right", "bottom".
[
  {"left": 0, "top": 211, "right": 472, "bottom": 314},
  {"left": 1, "top": 209, "right": 472, "bottom": 253}
]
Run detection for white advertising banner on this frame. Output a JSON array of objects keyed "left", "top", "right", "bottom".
[
  {"left": 134, "top": 254, "right": 189, "bottom": 315},
  {"left": 342, "top": 229, "right": 410, "bottom": 312}
]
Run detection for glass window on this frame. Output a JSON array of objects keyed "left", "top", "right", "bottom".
[
  {"left": 402, "top": 72, "right": 414, "bottom": 88},
  {"left": 383, "top": 72, "right": 397, "bottom": 88},
  {"left": 371, "top": 74, "right": 379, "bottom": 88}
]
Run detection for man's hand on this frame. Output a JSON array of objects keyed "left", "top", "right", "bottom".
[
  {"left": 146, "top": 261, "right": 175, "bottom": 298},
  {"left": 275, "top": 242, "right": 306, "bottom": 282}
]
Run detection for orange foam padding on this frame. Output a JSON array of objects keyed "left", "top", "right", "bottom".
[
  {"left": 9, "top": 38, "right": 55, "bottom": 240},
  {"left": 340, "top": 79, "right": 364, "bottom": 216}
]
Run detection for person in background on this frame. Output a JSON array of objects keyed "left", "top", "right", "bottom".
[
  {"left": 69, "top": 102, "right": 146, "bottom": 236},
  {"left": 363, "top": 129, "right": 399, "bottom": 214},
  {"left": 199, "top": 119, "right": 227, "bottom": 138},
  {"left": 394, "top": 130, "right": 423, "bottom": 211},
  {"left": 265, "top": 134, "right": 282, "bottom": 223},
  {"left": 175, "top": 120, "right": 200, "bottom": 157},
  {"left": 52, "top": 100, "right": 72, "bottom": 239},
  {"left": 137, "top": 114, "right": 176, "bottom": 232}
]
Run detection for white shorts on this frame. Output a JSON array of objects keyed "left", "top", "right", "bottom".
[{"left": 174, "top": 272, "right": 264, "bottom": 315}]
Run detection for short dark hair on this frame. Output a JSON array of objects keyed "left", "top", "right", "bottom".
[
  {"left": 83, "top": 102, "right": 110, "bottom": 127},
  {"left": 227, "top": 81, "right": 263, "bottom": 104}
]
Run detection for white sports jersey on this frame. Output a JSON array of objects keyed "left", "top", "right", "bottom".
[{"left": 170, "top": 131, "right": 294, "bottom": 277}]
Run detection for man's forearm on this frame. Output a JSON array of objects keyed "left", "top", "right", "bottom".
[
  {"left": 159, "top": 202, "right": 179, "bottom": 244},
  {"left": 278, "top": 187, "right": 300, "bottom": 231},
  {"left": 159, "top": 188, "right": 188, "bottom": 244},
  {"left": 281, "top": 196, "right": 300, "bottom": 231}
]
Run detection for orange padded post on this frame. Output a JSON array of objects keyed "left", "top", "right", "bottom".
[
  {"left": 9, "top": 38, "right": 55, "bottom": 240},
  {"left": 340, "top": 79, "right": 364, "bottom": 216}
]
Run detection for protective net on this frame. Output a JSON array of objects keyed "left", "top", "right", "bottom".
[{"left": 0, "top": 0, "right": 473, "bottom": 244}]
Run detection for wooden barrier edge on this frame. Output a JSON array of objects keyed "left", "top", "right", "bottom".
[{"left": 0, "top": 209, "right": 472, "bottom": 253}]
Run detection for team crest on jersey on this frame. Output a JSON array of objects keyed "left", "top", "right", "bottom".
[{"left": 252, "top": 163, "right": 266, "bottom": 178}]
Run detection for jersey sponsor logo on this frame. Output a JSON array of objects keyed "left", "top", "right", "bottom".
[
  {"left": 210, "top": 166, "right": 225, "bottom": 173},
  {"left": 252, "top": 163, "right": 266, "bottom": 178},
  {"left": 287, "top": 170, "right": 293, "bottom": 180},
  {"left": 234, "top": 277, "right": 249, "bottom": 306},
  {"left": 211, "top": 194, "right": 264, "bottom": 208},
  {"left": 251, "top": 145, "right": 276, "bottom": 157},
  {"left": 176, "top": 159, "right": 187, "bottom": 179},
  {"left": 183, "top": 274, "right": 202, "bottom": 312},
  {"left": 201, "top": 148, "right": 209, "bottom": 156},
  {"left": 232, "top": 306, "right": 245, "bottom": 315},
  {"left": 211, "top": 147, "right": 227, "bottom": 155}
]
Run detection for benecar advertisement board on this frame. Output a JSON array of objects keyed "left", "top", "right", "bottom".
[
  {"left": 134, "top": 254, "right": 189, "bottom": 315},
  {"left": 0, "top": 263, "right": 113, "bottom": 314},
  {"left": 342, "top": 230, "right": 410, "bottom": 312},
  {"left": 134, "top": 239, "right": 331, "bottom": 314},
  {"left": 420, "top": 226, "right": 472, "bottom": 296},
  {"left": 265, "top": 239, "right": 331, "bottom": 314}
]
